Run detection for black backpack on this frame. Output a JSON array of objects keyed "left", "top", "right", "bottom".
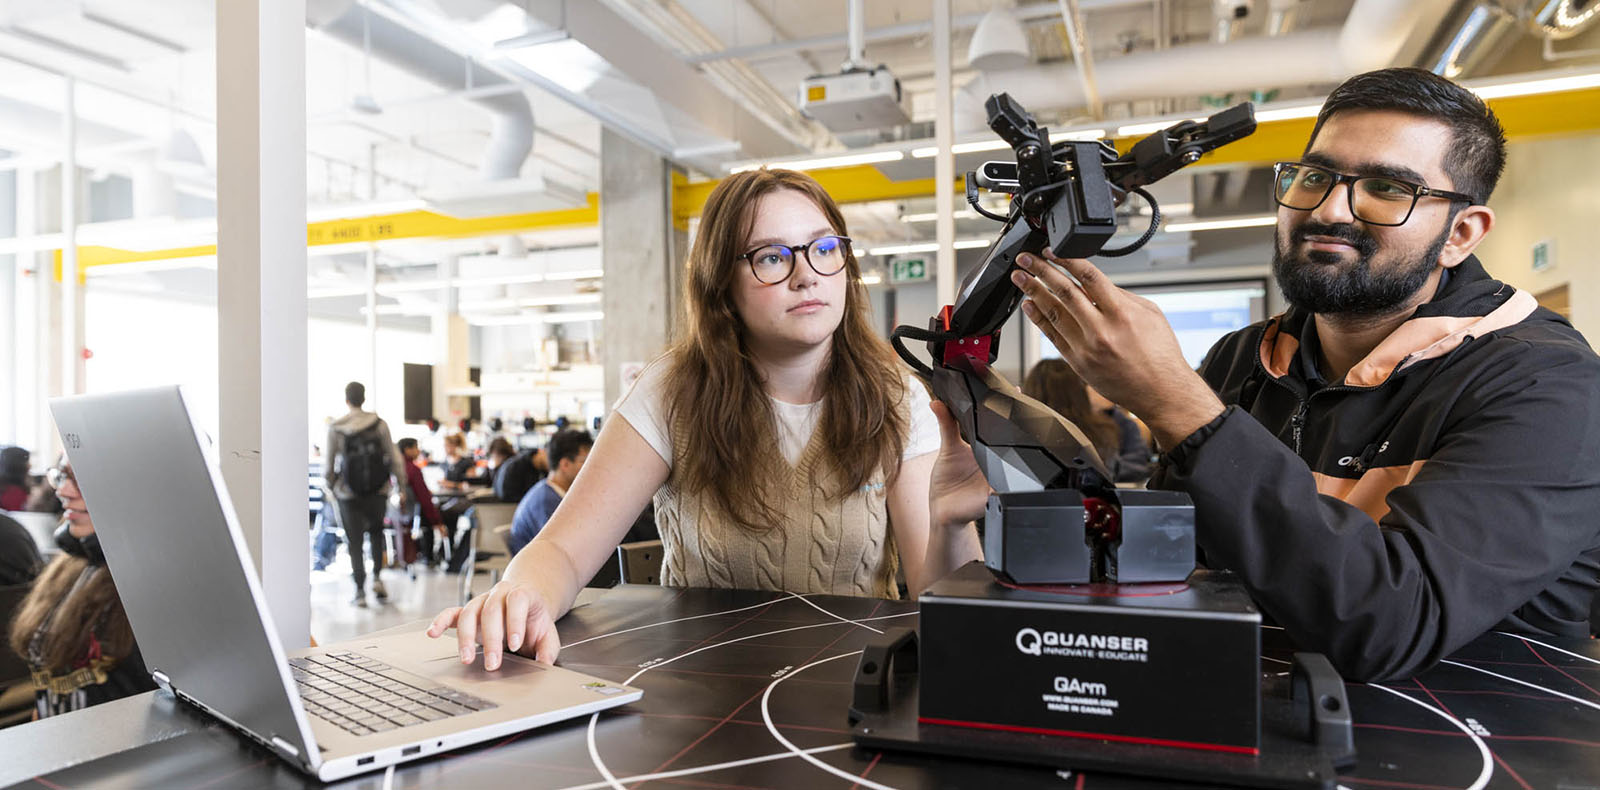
[
  {"left": 339, "top": 422, "right": 390, "bottom": 496},
  {"left": 493, "top": 449, "right": 544, "bottom": 503}
]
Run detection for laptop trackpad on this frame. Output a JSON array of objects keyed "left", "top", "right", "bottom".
[{"left": 424, "top": 648, "right": 546, "bottom": 682}]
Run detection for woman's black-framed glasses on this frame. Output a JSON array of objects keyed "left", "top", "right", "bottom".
[
  {"left": 1272, "top": 161, "right": 1477, "bottom": 227},
  {"left": 738, "top": 235, "right": 852, "bottom": 284}
]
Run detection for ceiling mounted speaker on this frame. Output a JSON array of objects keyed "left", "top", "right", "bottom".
[{"left": 967, "top": 8, "right": 1030, "bottom": 71}]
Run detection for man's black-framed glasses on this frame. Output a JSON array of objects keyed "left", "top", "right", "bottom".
[
  {"left": 738, "top": 235, "right": 852, "bottom": 284},
  {"left": 1272, "top": 161, "right": 1477, "bottom": 227}
]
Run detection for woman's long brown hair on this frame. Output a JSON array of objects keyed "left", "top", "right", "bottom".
[
  {"left": 661, "top": 169, "right": 908, "bottom": 533},
  {"left": 1021, "top": 358, "right": 1122, "bottom": 464},
  {"left": 8, "top": 553, "right": 137, "bottom": 673}
]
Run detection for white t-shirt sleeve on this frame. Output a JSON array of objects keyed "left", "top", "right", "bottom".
[
  {"left": 611, "top": 358, "right": 675, "bottom": 470},
  {"left": 903, "top": 375, "right": 940, "bottom": 460}
]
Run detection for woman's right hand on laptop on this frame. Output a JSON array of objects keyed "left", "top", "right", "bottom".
[{"left": 426, "top": 580, "right": 560, "bottom": 669}]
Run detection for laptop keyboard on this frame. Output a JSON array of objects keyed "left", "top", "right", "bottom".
[{"left": 289, "top": 651, "right": 497, "bottom": 737}]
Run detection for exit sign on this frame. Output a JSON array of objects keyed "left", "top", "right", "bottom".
[
  {"left": 1532, "top": 239, "right": 1555, "bottom": 272},
  {"left": 891, "top": 257, "right": 928, "bottom": 283}
]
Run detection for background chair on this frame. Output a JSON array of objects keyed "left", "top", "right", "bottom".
[{"left": 616, "top": 540, "right": 664, "bottom": 585}]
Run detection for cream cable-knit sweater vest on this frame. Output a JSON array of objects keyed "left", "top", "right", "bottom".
[{"left": 653, "top": 405, "right": 901, "bottom": 599}]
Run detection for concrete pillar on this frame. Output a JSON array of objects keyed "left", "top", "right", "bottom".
[
  {"left": 600, "top": 128, "right": 681, "bottom": 410},
  {"left": 431, "top": 256, "right": 472, "bottom": 427},
  {"left": 365, "top": 246, "right": 378, "bottom": 403},
  {"left": 217, "top": 0, "right": 310, "bottom": 647}
]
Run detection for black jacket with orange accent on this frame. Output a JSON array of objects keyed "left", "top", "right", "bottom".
[{"left": 1151, "top": 256, "right": 1600, "bottom": 681}]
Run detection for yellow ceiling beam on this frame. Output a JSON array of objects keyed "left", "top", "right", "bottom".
[
  {"left": 669, "top": 87, "right": 1600, "bottom": 219},
  {"left": 64, "top": 192, "right": 600, "bottom": 274},
  {"left": 61, "top": 86, "right": 1600, "bottom": 276},
  {"left": 672, "top": 167, "right": 964, "bottom": 227}
]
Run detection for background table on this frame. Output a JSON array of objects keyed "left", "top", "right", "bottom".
[{"left": 4, "top": 584, "right": 1597, "bottom": 789}]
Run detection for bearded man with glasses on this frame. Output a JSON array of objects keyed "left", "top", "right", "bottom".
[{"left": 968, "top": 67, "right": 1600, "bottom": 681}]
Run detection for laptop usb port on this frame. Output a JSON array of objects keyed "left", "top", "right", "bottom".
[
  {"left": 356, "top": 756, "right": 375, "bottom": 766},
  {"left": 402, "top": 746, "right": 421, "bottom": 757}
]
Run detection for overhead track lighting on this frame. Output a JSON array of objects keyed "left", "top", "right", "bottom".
[
  {"left": 727, "top": 150, "right": 904, "bottom": 174},
  {"left": 1163, "top": 215, "right": 1276, "bottom": 233}
]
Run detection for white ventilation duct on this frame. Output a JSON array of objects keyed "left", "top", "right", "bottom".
[
  {"left": 308, "top": 0, "right": 533, "bottom": 181},
  {"left": 968, "top": 7, "right": 1031, "bottom": 71},
  {"left": 956, "top": 0, "right": 1456, "bottom": 133}
]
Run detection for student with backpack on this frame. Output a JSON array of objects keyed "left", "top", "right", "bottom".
[{"left": 324, "top": 382, "right": 407, "bottom": 607}]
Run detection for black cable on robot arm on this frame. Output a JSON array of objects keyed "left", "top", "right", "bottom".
[
  {"left": 1097, "top": 187, "right": 1160, "bottom": 258},
  {"left": 968, "top": 193, "right": 1011, "bottom": 223},
  {"left": 890, "top": 324, "right": 960, "bottom": 381}
]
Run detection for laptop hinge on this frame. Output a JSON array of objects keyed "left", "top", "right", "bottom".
[
  {"left": 151, "top": 669, "right": 173, "bottom": 695},
  {"left": 271, "top": 736, "right": 300, "bottom": 759}
]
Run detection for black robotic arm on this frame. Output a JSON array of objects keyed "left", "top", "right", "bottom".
[{"left": 891, "top": 94, "right": 1256, "bottom": 585}]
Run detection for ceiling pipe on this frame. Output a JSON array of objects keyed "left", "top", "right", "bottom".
[
  {"left": 684, "top": 0, "right": 1151, "bottom": 65},
  {"left": 1266, "top": 0, "right": 1300, "bottom": 36},
  {"left": 1057, "top": 0, "right": 1105, "bottom": 119},
  {"left": 955, "top": 0, "right": 1456, "bottom": 133},
  {"left": 308, "top": 0, "right": 532, "bottom": 181},
  {"left": 844, "top": 0, "right": 867, "bottom": 70},
  {"left": 1422, "top": 1, "right": 1520, "bottom": 80}
]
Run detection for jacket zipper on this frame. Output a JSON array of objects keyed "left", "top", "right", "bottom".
[
  {"left": 1250, "top": 330, "right": 1364, "bottom": 458},
  {"left": 1290, "top": 400, "right": 1308, "bottom": 454}
]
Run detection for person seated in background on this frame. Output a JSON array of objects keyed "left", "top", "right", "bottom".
[
  {"left": 7, "top": 461, "right": 156, "bottom": 718},
  {"left": 507, "top": 429, "right": 593, "bottom": 556},
  {"left": 1021, "top": 359, "right": 1153, "bottom": 484},
  {"left": 0, "top": 446, "right": 31, "bottom": 512},
  {"left": 430, "top": 167, "right": 982, "bottom": 670},
  {"left": 493, "top": 445, "right": 548, "bottom": 505},
  {"left": 396, "top": 438, "right": 445, "bottom": 567},
  {"left": 437, "top": 433, "right": 475, "bottom": 492},
  {"left": 433, "top": 433, "right": 477, "bottom": 565},
  {"left": 0, "top": 511, "right": 42, "bottom": 586},
  {"left": 482, "top": 437, "right": 516, "bottom": 492}
]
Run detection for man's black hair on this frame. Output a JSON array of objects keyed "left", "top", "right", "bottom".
[
  {"left": 397, "top": 437, "right": 418, "bottom": 453},
  {"left": 345, "top": 381, "right": 365, "bottom": 408},
  {"left": 1308, "top": 67, "right": 1506, "bottom": 205},
  {"left": 547, "top": 428, "right": 594, "bottom": 467}
]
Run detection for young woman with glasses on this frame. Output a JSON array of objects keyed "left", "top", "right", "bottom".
[
  {"left": 430, "top": 168, "right": 984, "bottom": 669},
  {"left": 8, "top": 461, "right": 157, "bottom": 718}
]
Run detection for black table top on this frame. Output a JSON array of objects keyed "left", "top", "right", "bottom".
[{"left": 4, "top": 584, "right": 1598, "bottom": 789}]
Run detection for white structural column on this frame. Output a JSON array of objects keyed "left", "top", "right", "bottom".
[
  {"left": 600, "top": 127, "right": 681, "bottom": 410},
  {"left": 933, "top": 0, "right": 956, "bottom": 308},
  {"left": 20, "top": 168, "right": 52, "bottom": 458},
  {"left": 217, "top": 0, "right": 311, "bottom": 647},
  {"left": 366, "top": 246, "right": 378, "bottom": 400},
  {"left": 60, "top": 77, "right": 80, "bottom": 396}
]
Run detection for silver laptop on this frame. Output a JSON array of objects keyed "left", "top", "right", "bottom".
[{"left": 49, "top": 386, "right": 641, "bottom": 781}]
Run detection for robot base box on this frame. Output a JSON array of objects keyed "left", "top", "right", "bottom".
[{"left": 917, "top": 562, "right": 1261, "bottom": 753}]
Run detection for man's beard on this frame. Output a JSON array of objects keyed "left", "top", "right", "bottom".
[{"left": 1272, "top": 220, "right": 1449, "bottom": 317}]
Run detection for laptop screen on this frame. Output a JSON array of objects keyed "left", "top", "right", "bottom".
[{"left": 48, "top": 386, "right": 317, "bottom": 768}]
